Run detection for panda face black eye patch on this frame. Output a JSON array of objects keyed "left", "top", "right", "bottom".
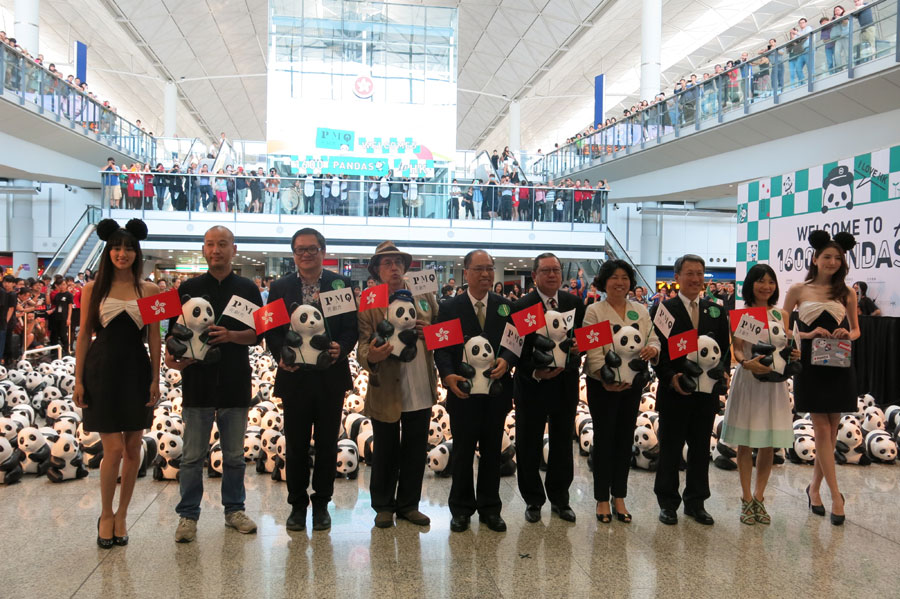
[
  {"left": 300, "top": 313, "right": 308, "bottom": 323},
  {"left": 193, "top": 307, "right": 201, "bottom": 318},
  {"left": 472, "top": 345, "right": 481, "bottom": 355}
]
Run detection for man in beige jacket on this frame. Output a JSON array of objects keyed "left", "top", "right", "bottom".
[{"left": 357, "top": 241, "right": 440, "bottom": 529}]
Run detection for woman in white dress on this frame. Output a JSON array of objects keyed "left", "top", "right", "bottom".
[
  {"left": 583, "top": 260, "right": 659, "bottom": 522},
  {"left": 721, "top": 264, "right": 798, "bottom": 525}
]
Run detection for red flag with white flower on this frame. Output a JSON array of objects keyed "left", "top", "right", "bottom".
[
  {"left": 424, "top": 318, "right": 464, "bottom": 350},
  {"left": 511, "top": 302, "right": 546, "bottom": 336},
  {"left": 574, "top": 320, "right": 613, "bottom": 351},
  {"left": 668, "top": 329, "right": 699, "bottom": 359},
  {"left": 137, "top": 289, "right": 182, "bottom": 325},
  {"left": 253, "top": 298, "right": 290, "bottom": 334},
  {"left": 360, "top": 284, "right": 389, "bottom": 312}
]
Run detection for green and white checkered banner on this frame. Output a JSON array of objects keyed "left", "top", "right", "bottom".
[{"left": 737, "top": 144, "right": 900, "bottom": 316}]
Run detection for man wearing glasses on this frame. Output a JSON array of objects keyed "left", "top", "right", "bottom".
[
  {"left": 265, "top": 228, "right": 358, "bottom": 532},
  {"left": 434, "top": 249, "right": 518, "bottom": 533}
]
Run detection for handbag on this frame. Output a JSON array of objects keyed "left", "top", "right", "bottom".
[
  {"left": 811, "top": 338, "right": 852, "bottom": 368},
  {"left": 133, "top": 177, "right": 144, "bottom": 192}
]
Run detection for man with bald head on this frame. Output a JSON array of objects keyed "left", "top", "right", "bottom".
[{"left": 166, "top": 225, "right": 263, "bottom": 543}]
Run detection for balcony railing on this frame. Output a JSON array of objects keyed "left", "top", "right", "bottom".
[
  {"left": 537, "top": 0, "right": 899, "bottom": 179},
  {"left": 0, "top": 42, "right": 156, "bottom": 161}
]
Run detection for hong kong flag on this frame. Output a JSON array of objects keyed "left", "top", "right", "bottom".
[
  {"left": 424, "top": 318, "right": 464, "bottom": 350},
  {"left": 137, "top": 289, "right": 182, "bottom": 325},
  {"left": 360, "top": 284, "right": 389, "bottom": 312},
  {"left": 511, "top": 302, "right": 546, "bottom": 336},
  {"left": 668, "top": 329, "right": 699, "bottom": 359},
  {"left": 253, "top": 298, "right": 290, "bottom": 334},
  {"left": 574, "top": 320, "right": 613, "bottom": 351}
]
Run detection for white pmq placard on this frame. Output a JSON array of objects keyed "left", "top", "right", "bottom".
[{"left": 737, "top": 145, "right": 900, "bottom": 316}]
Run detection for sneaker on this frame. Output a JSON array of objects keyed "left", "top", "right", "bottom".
[
  {"left": 175, "top": 517, "right": 197, "bottom": 543},
  {"left": 224, "top": 511, "right": 258, "bottom": 534}
]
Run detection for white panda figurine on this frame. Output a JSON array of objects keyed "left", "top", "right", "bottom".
[
  {"left": 750, "top": 317, "right": 801, "bottom": 382},
  {"left": 692, "top": 335, "right": 726, "bottom": 394},
  {"left": 0, "top": 436, "right": 24, "bottom": 484},
  {"left": 427, "top": 420, "right": 445, "bottom": 449},
  {"left": 821, "top": 165, "right": 854, "bottom": 213},
  {"left": 47, "top": 433, "right": 89, "bottom": 482},
  {"left": 865, "top": 430, "right": 898, "bottom": 463},
  {"left": 17, "top": 427, "right": 51, "bottom": 475},
  {"left": 374, "top": 290, "right": 419, "bottom": 362},
  {"left": 861, "top": 406, "right": 886, "bottom": 435},
  {"left": 282, "top": 304, "right": 333, "bottom": 369},
  {"left": 631, "top": 424, "right": 659, "bottom": 471},
  {"left": 152, "top": 432, "right": 183, "bottom": 481},
  {"left": 335, "top": 438, "right": 360, "bottom": 479},
  {"left": 788, "top": 434, "right": 816, "bottom": 464},
  {"left": 885, "top": 405, "right": 900, "bottom": 432},
  {"left": 166, "top": 295, "right": 221, "bottom": 364},
  {"left": 257, "top": 428, "right": 283, "bottom": 474},
  {"left": 532, "top": 310, "right": 575, "bottom": 368},
  {"left": 244, "top": 428, "right": 262, "bottom": 464},
  {"left": 271, "top": 435, "right": 287, "bottom": 482},
  {"left": 834, "top": 421, "right": 870, "bottom": 465},
  {"left": 458, "top": 336, "right": 501, "bottom": 397},
  {"left": 427, "top": 440, "right": 453, "bottom": 477},
  {"left": 137, "top": 435, "right": 157, "bottom": 478},
  {"left": 600, "top": 324, "right": 649, "bottom": 386},
  {"left": 207, "top": 442, "right": 224, "bottom": 478}
]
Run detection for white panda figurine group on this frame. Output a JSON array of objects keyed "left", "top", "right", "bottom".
[
  {"left": 166, "top": 295, "right": 221, "bottom": 364},
  {"left": 374, "top": 290, "right": 419, "bottom": 362},
  {"left": 458, "top": 336, "right": 501, "bottom": 396},
  {"left": 282, "top": 304, "right": 333, "bottom": 369}
]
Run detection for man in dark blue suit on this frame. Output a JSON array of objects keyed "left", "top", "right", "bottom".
[
  {"left": 650, "top": 254, "right": 731, "bottom": 526},
  {"left": 265, "top": 228, "right": 358, "bottom": 532},
  {"left": 434, "top": 249, "right": 517, "bottom": 533}
]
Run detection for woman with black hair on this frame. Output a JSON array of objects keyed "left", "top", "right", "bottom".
[
  {"left": 73, "top": 219, "right": 161, "bottom": 548},
  {"left": 582, "top": 259, "right": 659, "bottom": 523},
  {"left": 721, "top": 264, "right": 798, "bottom": 525},
  {"left": 853, "top": 281, "right": 881, "bottom": 316},
  {"left": 782, "top": 230, "right": 859, "bottom": 525}
]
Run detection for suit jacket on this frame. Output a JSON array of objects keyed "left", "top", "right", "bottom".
[
  {"left": 650, "top": 296, "right": 731, "bottom": 402},
  {"left": 265, "top": 269, "right": 358, "bottom": 399},
  {"left": 434, "top": 291, "right": 518, "bottom": 402},
  {"left": 357, "top": 289, "right": 440, "bottom": 423},
  {"left": 512, "top": 290, "right": 585, "bottom": 400}
]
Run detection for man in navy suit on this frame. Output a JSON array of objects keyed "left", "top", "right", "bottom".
[
  {"left": 650, "top": 254, "right": 731, "bottom": 525},
  {"left": 265, "top": 228, "right": 358, "bottom": 532},
  {"left": 434, "top": 249, "right": 517, "bottom": 533}
]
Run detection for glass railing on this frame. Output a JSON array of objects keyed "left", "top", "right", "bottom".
[
  {"left": 42, "top": 205, "right": 103, "bottom": 277},
  {"left": 0, "top": 42, "right": 156, "bottom": 161},
  {"left": 99, "top": 170, "right": 608, "bottom": 230},
  {"left": 537, "top": 0, "right": 898, "bottom": 178}
]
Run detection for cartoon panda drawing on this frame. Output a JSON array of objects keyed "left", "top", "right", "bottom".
[{"left": 822, "top": 165, "right": 854, "bottom": 213}]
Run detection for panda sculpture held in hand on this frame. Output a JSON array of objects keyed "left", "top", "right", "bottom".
[
  {"left": 166, "top": 295, "right": 221, "bottom": 364},
  {"left": 749, "top": 315, "right": 801, "bottom": 382},
  {"left": 281, "top": 304, "right": 333, "bottom": 369},
  {"left": 686, "top": 335, "right": 726, "bottom": 394},
  {"left": 373, "top": 290, "right": 419, "bottom": 362},
  {"left": 457, "top": 336, "right": 502, "bottom": 397},
  {"left": 531, "top": 310, "right": 574, "bottom": 369},
  {"left": 600, "top": 324, "right": 649, "bottom": 387}
]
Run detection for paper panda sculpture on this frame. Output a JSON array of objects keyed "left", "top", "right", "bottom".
[
  {"left": 834, "top": 421, "right": 870, "bottom": 465},
  {"left": 0, "top": 436, "right": 23, "bottom": 484},
  {"left": 272, "top": 435, "right": 287, "bottom": 482},
  {"left": 47, "top": 433, "right": 89, "bottom": 482},
  {"left": 335, "top": 438, "right": 360, "bottom": 479},
  {"left": 861, "top": 406, "right": 886, "bottom": 435},
  {"left": 207, "top": 443, "right": 224, "bottom": 478},
  {"left": 821, "top": 165, "right": 853, "bottom": 213},
  {"left": 632, "top": 424, "right": 659, "bottom": 471},
  {"left": 257, "top": 429, "right": 283, "bottom": 474},
  {"left": 529, "top": 310, "right": 575, "bottom": 369},
  {"left": 457, "top": 336, "right": 502, "bottom": 397},
  {"left": 282, "top": 304, "right": 333, "bottom": 369},
  {"left": 152, "top": 432, "right": 183, "bottom": 481},
  {"left": 373, "top": 290, "right": 419, "bottom": 362},
  {"left": 865, "top": 430, "right": 898, "bottom": 463},
  {"left": 788, "top": 434, "right": 816, "bottom": 464},
  {"left": 17, "top": 427, "right": 51, "bottom": 475},
  {"left": 689, "top": 335, "right": 727, "bottom": 394},
  {"left": 750, "top": 319, "right": 801, "bottom": 382},
  {"left": 427, "top": 440, "right": 453, "bottom": 477},
  {"left": 166, "top": 295, "right": 221, "bottom": 364},
  {"left": 600, "top": 324, "right": 649, "bottom": 387}
]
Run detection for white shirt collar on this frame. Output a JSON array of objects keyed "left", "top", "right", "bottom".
[
  {"left": 467, "top": 289, "right": 488, "bottom": 310},
  {"left": 536, "top": 288, "right": 559, "bottom": 309},
  {"left": 678, "top": 291, "right": 699, "bottom": 312}
]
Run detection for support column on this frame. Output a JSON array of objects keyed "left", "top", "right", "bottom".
[
  {"left": 638, "top": 202, "right": 659, "bottom": 291},
  {"left": 164, "top": 82, "right": 177, "bottom": 137},
  {"left": 10, "top": 190, "right": 37, "bottom": 275},
  {"left": 640, "top": 0, "right": 662, "bottom": 103},
  {"left": 508, "top": 100, "right": 521, "bottom": 157},
  {"left": 14, "top": 0, "right": 40, "bottom": 55}
]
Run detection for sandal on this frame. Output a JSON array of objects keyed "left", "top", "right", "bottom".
[
  {"left": 596, "top": 501, "right": 612, "bottom": 523},
  {"left": 752, "top": 498, "right": 771, "bottom": 525},
  {"left": 740, "top": 500, "right": 756, "bottom": 525},
  {"left": 611, "top": 499, "right": 632, "bottom": 523}
]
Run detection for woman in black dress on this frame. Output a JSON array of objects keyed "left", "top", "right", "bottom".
[
  {"left": 73, "top": 219, "right": 160, "bottom": 547},
  {"left": 782, "top": 231, "right": 859, "bottom": 525}
]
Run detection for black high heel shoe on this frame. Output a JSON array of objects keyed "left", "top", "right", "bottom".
[
  {"left": 97, "top": 517, "right": 114, "bottom": 549},
  {"left": 806, "top": 485, "right": 825, "bottom": 516},
  {"left": 596, "top": 502, "right": 612, "bottom": 523},
  {"left": 611, "top": 501, "right": 632, "bottom": 523},
  {"left": 831, "top": 493, "right": 845, "bottom": 526}
]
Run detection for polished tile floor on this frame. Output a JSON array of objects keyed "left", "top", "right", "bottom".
[{"left": 6, "top": 454, "right": 899, "bottom": 599}]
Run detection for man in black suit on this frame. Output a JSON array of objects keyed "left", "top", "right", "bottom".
[
  {"left": 434, "top": 249, "right": 518, "bottom": 533},
  {"left": 265, "top": 228, "right": 358, "bottom": 532},
  {"left": 513, "top": 253, "right": 585, "bottom": 523},
  {"left": 650, "top": 254, "right": 731, "bottom": 525}
]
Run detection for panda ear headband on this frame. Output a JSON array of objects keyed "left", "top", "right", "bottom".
[
  {"left": 808, "top": 230, "right": 855, "bottom": 252},
  {"left": 96, "top": 218, "right": 148, "bottom": 242}
]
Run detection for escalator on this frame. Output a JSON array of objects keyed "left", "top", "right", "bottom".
[{"left": 42, "top": 206, "right": 103, "bottom": 278}]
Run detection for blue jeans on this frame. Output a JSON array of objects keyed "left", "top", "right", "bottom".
[
  {"left": 176, "top": 407, "right": 248, "bottom": 520},
  {"left": 825, "top": 46, "right": 835, "bottom": 72}
]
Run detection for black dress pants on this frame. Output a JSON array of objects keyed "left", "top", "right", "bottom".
[
  {"left": 514, "top": 376, "right": 577, "bottom": 507},
  {"left": 654, "top": 392, "right": 718, "bottom": 511},
  {"left": 282, "top": 385, "right": 343, "bottom": 508},
  {"left": 370, "top": 408, "right": 430, "bottom": 514},
  {"left": 446, "top": 393, "right": 510, "bottom": 517},
  {"left": 586, "top": 378, "right": 641, "bottom": 502}
]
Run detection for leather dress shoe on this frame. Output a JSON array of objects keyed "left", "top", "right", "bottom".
[
  {"left": 479, "top": 513, "right": 507, "bottom": 532},
  {"left": 450, "top": 515, "right": 470, "bottom": 533},
  {"left": 286, "top": 507, "right": 307, "bottom": 531},
  {"left": 684, "top": 506, "right": 715, "bottom": 525},
  {"left": 658, "top": 508, "right": 678, "bottom": 525},
  {"left": 524, "top": 505, "right": 542, "bottom": 523},
  {"left": 551, "top": 504, "right": 576, "bottom": 522},
  {"left": 311, "top": 506, "right": 331, "bottom": 531}
]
